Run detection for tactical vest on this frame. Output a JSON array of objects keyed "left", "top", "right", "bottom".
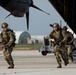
[
  {"left": 50, "top": 30, "right": 63, "bottom": 47},
  {"left": 1, "top": 29, "right": 16, "bottom": 47}
]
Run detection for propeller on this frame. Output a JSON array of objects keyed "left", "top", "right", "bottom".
[
  {"left": 30, "top": 0, "right": 50, "bottom": 15},
  {"left": 5, "top": 0, "right": 50, "bottom": 30},
  {"left": 26, "top": 0, "right": 50, "bottom": 30},
  {"left": 31, "top": 4, "right": 50, "bottom": 15},
  {"left": 26, "top": 12, "right": 29, "bottom": 30}
]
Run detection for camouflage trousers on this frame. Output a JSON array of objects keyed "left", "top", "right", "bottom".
[
  {"left": 66, "top": 45, "right": 74, "bottom": 61},
  {"left": 54, "top": 45, "right": 68, "bottom": 66},
  {"left": 3, "top": 46, "right": 14, "bottom": 66}
]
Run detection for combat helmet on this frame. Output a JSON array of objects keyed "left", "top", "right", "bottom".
[
  {"left": 53, "top": 23, "right": 59, "bottom": 28},
  {"left": 1, "top": 22, "right": 8, "bottom": 28},
  {"left": 63, "top": 26, "right": 68, "bottom": 30}
]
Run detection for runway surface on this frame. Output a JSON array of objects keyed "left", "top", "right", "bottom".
[{"left": 0, "top": 50, "right": 76, "bottom": 75}]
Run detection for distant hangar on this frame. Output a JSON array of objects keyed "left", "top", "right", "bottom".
[
  {"left": 14, "top": 31, "right": 31, "bottom": 44},
  {"left": 14, "top": 31, "right": 45, "bottom": 44}
]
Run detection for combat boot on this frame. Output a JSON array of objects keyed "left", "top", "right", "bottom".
[
  {"left": 8, "top": 63, "right": 14, "bottom": 69},
  {"left": 64, "top": 61, "right": 69, "bottom": 66},
  {"left": 57, "top": 64, "right": 62, "bottom": 68},
  {"left": 8, "top": 66, "right": 14, "bottom": 69}
]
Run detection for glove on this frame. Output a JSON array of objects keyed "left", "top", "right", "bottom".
[
  {"left": 1, "top": 45, "right": 8, "bottom": 50},
  {"left": 1, "top": 45, "right": 5, "bottom": 50}
]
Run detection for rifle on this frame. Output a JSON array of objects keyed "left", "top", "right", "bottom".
[{"left": 50, "top": 36, "right": 62, "bottom": 46}]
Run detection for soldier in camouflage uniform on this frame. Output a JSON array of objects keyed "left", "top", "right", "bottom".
[
  {"left": 0, "top": 22, "right": 15, "bottom": 69},
  {"left": 62, "top": 26, "right": 74, "bottom": 62},
  {"left": 49, "top": 23, "right": 68, "bottom": 68}
]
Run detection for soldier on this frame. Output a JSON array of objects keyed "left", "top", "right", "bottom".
[
  {"left": 62, "top": 26, "right": 74, "bottom": 62},
  {"left": 49, "top": 23, "right": 68, "bottom": 68},
  {"left": 0, "top": 22, "right": 15, "bottom": 69}
]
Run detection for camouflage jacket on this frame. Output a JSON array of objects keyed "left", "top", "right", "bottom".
[
  {"left": 49, "top": 30, "right": 63, "bottom": 46},
  {"left": 62, "top": 31, "right": 74, "bottom": 45},
  {"left": 0, "top": 29, "right": 15, "bottom": 47}
]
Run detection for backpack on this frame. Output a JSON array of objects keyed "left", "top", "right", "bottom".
[
  {"left": 8, "top": 29, "right": 16, "bottom": 43},
  {"left": 8, "top": 29, "right": 16, "bottom": 47}
]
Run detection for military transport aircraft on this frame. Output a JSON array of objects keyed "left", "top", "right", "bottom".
[
  {"left": 48, "top": 0, "right": 75, "bottom": 34},
  {"left": 0, "top": 0, "right": 50, "bottom": 30}
]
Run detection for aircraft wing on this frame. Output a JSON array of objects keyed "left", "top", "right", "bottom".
[{"left": 48, "top": 0, "right": 75, "bottom": 34}]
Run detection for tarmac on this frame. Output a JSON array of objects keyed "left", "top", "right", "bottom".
[{"left": 0, "top": 50, "right": 76, "bottom": 75}]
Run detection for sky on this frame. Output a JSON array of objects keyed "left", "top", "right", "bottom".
[{"left": 0, "top": 0, "right": 66, "bottom": 35}]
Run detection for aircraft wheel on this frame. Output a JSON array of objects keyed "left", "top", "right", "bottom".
[{"left": 42, "top": 51, "right": 47, "bottom": 56}]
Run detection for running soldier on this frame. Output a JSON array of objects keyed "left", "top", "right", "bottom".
[
  {"left": 0, "top": 22, "right": 16, "bottom": 69},
  {"left": 49, "top": 23, "right": 69, "bottom": 68}
]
